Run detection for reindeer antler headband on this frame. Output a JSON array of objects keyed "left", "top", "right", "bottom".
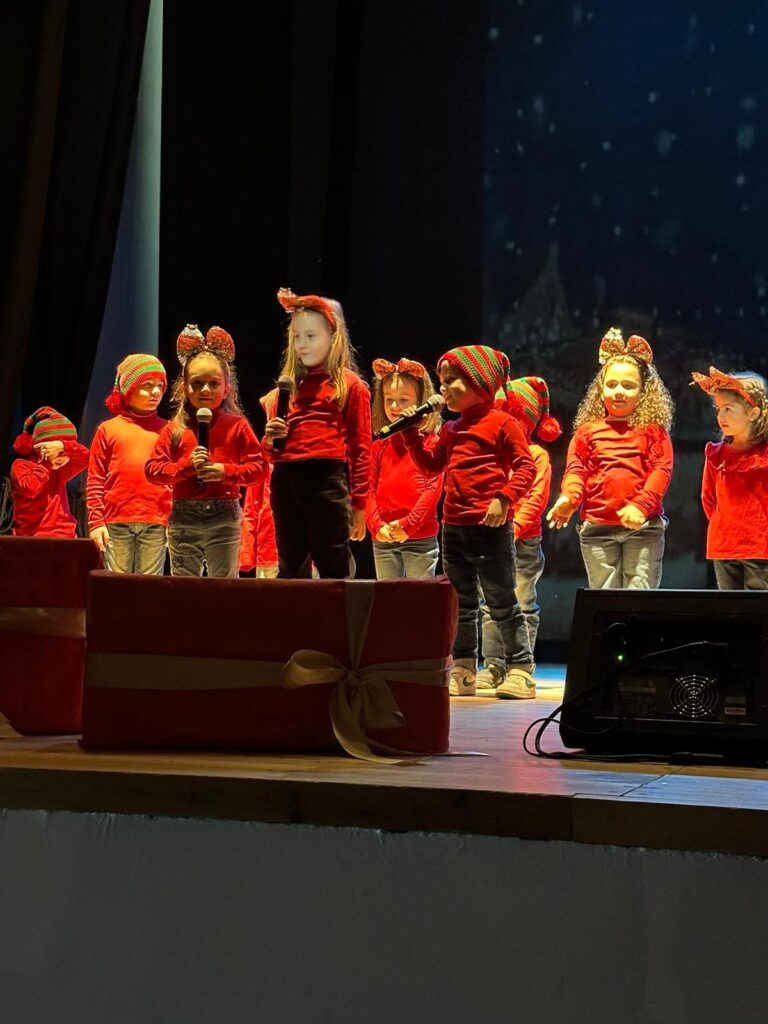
[
  {"left": 277, "top": 287, "right": 337, "bottom": 330},
  {"left": 176, "top": 324, "right": 236, "bottom": 365},
  {"left": 598, "top": 327, "right": 654, "bottom": 366},
  {"left": 690, "top": 366, "right": 758, "bottom": 407}
]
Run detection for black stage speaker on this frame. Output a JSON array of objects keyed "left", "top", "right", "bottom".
[{"left": 560, "top": 589, "right": 768, "bottom": 762}]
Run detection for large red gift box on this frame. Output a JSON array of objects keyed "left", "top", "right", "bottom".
[
  {"left": 0, "top": 537, "right": 102, "bottom": 733},
  {"left": 82, "top": 573, "right": 457, "bottom": 760}
]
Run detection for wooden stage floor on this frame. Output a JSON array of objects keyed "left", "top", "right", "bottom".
[{"left": 1, "top": 666, "right": 767, "bottom": 858}]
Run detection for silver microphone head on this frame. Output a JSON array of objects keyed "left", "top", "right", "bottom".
[
  {"left": 196, "top": 407, "right": 213, "bottom": 423},
  {"left": 428, "top": 394, "right": 445, "bottom": 411}
]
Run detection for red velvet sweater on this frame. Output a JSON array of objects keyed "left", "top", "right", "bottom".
[
  {"left": 366, "top": 433, "right": 443, "bottom": 540},
  {"left": 513, "top": 443, "right": 551, "bottom": 540},
  {"left": 87, "top": 412, "right": 172, "bottom": 529},
  {"left": 402, "top": 403, "right": 535, "bottom": 526},
  {"left": 240, "top": 468, "right": 278, "bottom": 571},
  {"left": 11, "top": 441, "right": 89, "bottom": 537},
  {"left": 701, "top": 440, "right": 768, "bottom": 559},
  {"left": 263, "top": 367, "right": 371, "bottom": 509},
  {"left": 145, "top": 410, "right": 264, "bottom": 500},
  {"left": 561, "top": 419, "right": 673, "bottom": 526}
]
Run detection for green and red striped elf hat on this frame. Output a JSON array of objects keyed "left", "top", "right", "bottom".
[
  {"left": 437, "top": 345, "right": 512, "bottom": 401},
  {"left": 501, "top": 376, "right": 562, "bottom": 442},
  {"left": 106, "top": 353, "right": 167, "bottom": 413},
  {"left": 14, "top": 407, "right": 78, "bottom": 456}
]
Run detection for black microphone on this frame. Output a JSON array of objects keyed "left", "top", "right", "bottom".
[
  {"left": 374, "top": 393, "right": 445, "bottom": 440},
  {"left": 196, "top": 407, "right": 212, "bottom": 487},
  {"left": 272, "top": 375, "right": 293, "bottom": 452}
]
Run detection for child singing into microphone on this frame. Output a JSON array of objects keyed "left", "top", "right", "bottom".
[
  {"left": 400, "top": 345, "right": 536, "bottom": 697},
  {"left": 263, "top": 288, "right": 371, "bottom": 579},
  {"left": 145, "top": 325, "right": 263, "bottom": 577}
]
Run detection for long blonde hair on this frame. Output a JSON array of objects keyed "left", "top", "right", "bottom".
[
  {"left": 371, "top": 368, "right": 442, "bottom": 435},
  {"left": 278, "top": 300, "right": 360, "bottom": 407},
  {"left": 573, "top": 354, "right": 674, "bottom": 432},
  {"left": 714, "top": 372, "right": 768, "bottom": 445},
  {"left": 170, "top": 351, "right": 244, "bottom": 434}
]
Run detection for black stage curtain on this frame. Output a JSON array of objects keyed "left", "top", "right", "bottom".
[
  {"left": 0, "top": 0, "right": 150, "bottom": 462},
  {"left": 160, "top": 0, "right": 489, "bottom": 413}
]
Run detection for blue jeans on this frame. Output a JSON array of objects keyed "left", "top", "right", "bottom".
[
  {"left": 480, "top": 535, "right": 544, "bottom": 667},
  {"left": 714, "top": 559, "right": 768, "bottom": 590},
  {"left": 168, "top": 499, "right": 243, "bottom": 578},
  {"left": 373, "top": 536, "right": 439, "bottom": 579},
  {"left": 578, "top": 515, "right": 667, "bottom": 589},
  {"left": 442, "top": 522, "right": 533, "bottom": 671},
  {"left": 103, "top": 522, "right": 167, "bottom": 575}
]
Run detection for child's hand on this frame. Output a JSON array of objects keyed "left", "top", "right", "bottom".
[
  {"left": 547, "top": 496, "right": 575, "bottom": 529},
  {"left": 191, "top": 446, "right": 209, "bottom": 469},
  {"left": 398, "top": 404, "right": 420, "bottom": 420},
  {"left": 197, "top": 462, "right": 226, "bottom": 483},
  {"left": 375, "top": 525, "right": 393, "bottom": 542},
  {"left": 617, "top": 503, "right": 647, "bottom": 529},
  {"left": 388, "top": 521, "right": 408, "bottom": 542},
  {"left": 350, "top": 508, "right": 366, "bottom": 541},
  {"left": 483, "top": 497, "right": 509, "bottom": 527},
  {"left": 35, "top": 440, "right": 64, "bottom": 461},
  {"left": 49, "top": 454, "right": 70, "bottom": 469},
  {"left": 264, "top": 417, "right": 288, "bottom": 447},
  {"left": 90, "top": 526, "right": 110, "bottom": 552}
]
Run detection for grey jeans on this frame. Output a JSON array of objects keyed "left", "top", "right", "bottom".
[
  {"left": 373, "top": 536, "right": 439, "bottom": 579},
  {"left": 103, "top": 522, "right": 167, "bottom": 575},
  {"left": 481, "top": 535, "right": 545, "bottom": 666},
  {"left": 577, "top": 515, "right": 667, "bottom": 589},
  {"left": 168, "top": 499, "right": 243, "bottom": 578},
  {"left": 713, "top": 559, "right": 768, "bottom": 590}
]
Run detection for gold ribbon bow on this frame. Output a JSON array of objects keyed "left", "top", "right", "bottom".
[{"left": 598, "top": 327, "right": 654, "bottom": 365}]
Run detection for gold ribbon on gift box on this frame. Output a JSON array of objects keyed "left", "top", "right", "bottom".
[
  {"left": 86, "top": 580, "right": 451, "bottom": 764},
  {"left": 0, "top": 607, "right": 86, "bottom": 638}
]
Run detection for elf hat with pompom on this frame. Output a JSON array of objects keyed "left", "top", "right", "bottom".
[
  {"left": 105, "top": 353, "right": 167, "bottom": 414},
  {"left": 437, "top": 345, "right": 511, "bottom": 401},
  {"left": 13, "top": 406, "right": 78, "bottom": 456},
  {"left": 502, "top": 376, "right": 562, "bottom": 442}
]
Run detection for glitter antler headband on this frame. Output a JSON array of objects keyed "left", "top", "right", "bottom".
[
  {"left": 690, "top": 366, "right": 758, "bottom": 407},
  {"left": 277, "top": 287, "right": 337, "bottom": 330},
  {"left": 598, "top": 327, "right": 654, "bottom": 366},
  {"left": 176, "top": 324, "right": 236, "bottom": 365},
  {"left": 372, "top": 357, "right": 427, "bottom": 379}
]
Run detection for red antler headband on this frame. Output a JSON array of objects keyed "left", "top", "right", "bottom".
[
  {"left": 277, "top": 287, "right": 337, "bottom": 330},
  {"left": 176, "top": 324, "right": 236, "bottom": 365},
  {"left": 690, "top": 366, "right": 758, "bottom": 407},
  {"left": 372, "top": 357, "right": 427, "bottom": 379},
  {"left": 598, "top": 327, "right": 654, "bottom": 366}
]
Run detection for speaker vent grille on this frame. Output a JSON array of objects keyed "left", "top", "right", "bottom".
[{"left": 670, "top": 674, "right": 719, "bottom": 719}]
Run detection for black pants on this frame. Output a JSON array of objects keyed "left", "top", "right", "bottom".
[{"left": 270, "top": 459, "right": 352, "bottom": 579}]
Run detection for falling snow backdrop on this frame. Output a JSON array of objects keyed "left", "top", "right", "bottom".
[{"left": 484, "top": 0, "right": 768, "bottom": 640}]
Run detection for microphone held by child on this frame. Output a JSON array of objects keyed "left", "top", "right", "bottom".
[{"left": 374, "top": 393, "right": 445, "bottom": 439}]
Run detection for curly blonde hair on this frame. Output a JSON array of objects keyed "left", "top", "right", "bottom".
[
  {"left": 573, "top": 354, "right": 674, "bottom": 432},
  {"left": 712, "top": 372, "right": 768, "bottom": 445},
  {"left": 170, "top": 351, "right": 245, "bottom": 433},
  {"left": 371, "top": 368, "right": 442, "bottom": 435},
  {"left": 278, "top": 300, "right": 361, "bottom": 407}
]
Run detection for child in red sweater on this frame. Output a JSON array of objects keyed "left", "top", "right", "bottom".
[
  {"left": 240, "top": 466, "right": 279, "bottom": 578},
  {"left": 477, "top": 376, "right": 561, "bottom": 696},
  {"left": 263, "top": 288, "right": 371, "bottom": 579},
  {"left": 11, "top": 407, "right": 89, "bottom": 537},
  {"left": 401, "top": 345, "right": 536, "bottom": 697},
  {"left": 146, "top": 325, "right": 263, "bottom": 577},
  {"left": 692, "top": 366, "right": 768, "bottom": 589},
  {"left": 87, "top": 354, "right": 172, "bottom": 573},
  {"left": 367, "top": 358, "right": 444, "bottom": 579},
  {"left": 548, "top": 328, "right": 674, "bottom": 589}
]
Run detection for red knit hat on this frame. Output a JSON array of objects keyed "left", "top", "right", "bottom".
[
  {"left": 14, "top": 406, "right": 78, "bottom": 456},
  {"left": 502, "top": 377, "right": 562, "bottom": 442},
  {"left": 437, "top": 345, "right": 511, "bottom": 401},
  {"left": 105, "top": 353, "right": 167, "bottom": 414}
]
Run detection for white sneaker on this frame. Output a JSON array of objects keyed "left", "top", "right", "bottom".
[
  {"left": 476, "top": 662, "right": 504, "bottom": 696},
  {"left": 449, "top": 659, "right": 477, "bottom": 697},
  {"left": 496, "top": 668, "right": 536, "bottom": 700}
]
